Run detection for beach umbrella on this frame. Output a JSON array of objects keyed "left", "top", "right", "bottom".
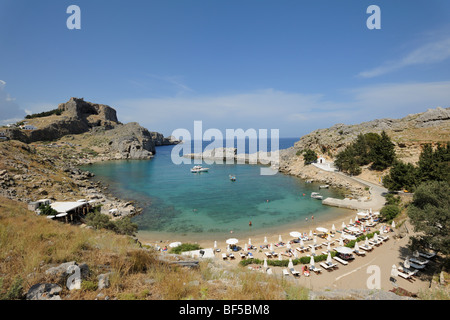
[
  {"left": 264, "top": 236, "right": 268, "bottom": 244},
  {"left": 326, "top": 252, "right": 332, "bottom": 264},
  {"left": 347, "top": 226, "right": 360, "bottom": 233},
  {"left": 379, "top": 226, "right": 384, "bottom": 234},
  {"left": 374, "top": 233, "right": 379, "bottom": 242},
  {"left": 354, "top": 242, "right": 360, "bottom": 251},
  {"left": 331, "top": 224, "right": 336, "bottom": 233},
  {"left": 357, "top": 212, "right": 368, "bottom": 217},
  {"left": 327, "top": 234, "right": 331, "bottom": 242},
  {"left": 339, "top": 238, "right": 344, "bottom": 246},
  {"left": 349, "top": 218, "right": 353, "bottom": 225},
  {"left": 226, "top": 238, "right": 239, "bottom": 245},
  {"left": 278, "top": 253, "right": 283, "bottom": 261},
  {"left": 300, "top": 239, "right": 305, "bottom": 247},
  {"left": 391, "top": 265, "right": 398, "bottom": 278},
  {"left": 244, "top": 243, "right": 248, "bottom": 252},
  {"left": 335, "top": 246, "right": 353, "bottom": 254},
  {"left": 169, "top": 242, "right": 182, "bottom": 248},
  {"left": 373, "top": 211, "right": 380, "bottom": 216},
  {"left": 316, "top": 227, "right": 328, "bottom": 233},
  {"left": 365, "top": 237, "right": 369, "bottom": 246},
  {"left": 310, "top": 255, "right": 315, "bottom": 268},
  {"left": 313, "top": 236, "right": 317, "bottom": 244},
  {"left": 293, "top": 250, "right": 298, "bottom": 258},
  {"left": 248, "top": 238, "right": 252, "bottom": 245},
  {"left": 327, "top": 242, "right": 331, "bottom": 252},
  {"left": 287, "top": 242, "right": 291, "bottom": 249},
  {"left": 309, "top": 230, "right": 313, "bottom": 237},
  {"left": 391, "top": 221, "right": 396, "bottom": 229},
  {"left": 413, "top": 251, "right": 420, "bottom": 258},
  {"left": 290, "top": 231, "right": 302, "bottom": 238},
  {"left": 288, "top": 258, "right": 294, "bottom": 269},
  {"left": 263, "top": 258, "right": 268, "bottom": 269},
  {"left": 311, "top": 245, "right": 316, "bottom": 255},
  {"left": 342, "top": 233, "right": 356, "bottom": 240},
  {"left": 278, "top": 235, "right": 282, "bottom": 242},
  {"left": 227, "top": 245, "right": 231, "bottom": 253},
  {"left": 355, "top": 215, "right": 359, "bottom": 222},
  {"left": 404, "top": 258, "right": 411, "bottom": 269},
  {"left": 370, "top": 208, "right": 372, "bottom": 214},
  {"left": 214, "top": 241, "right": 217, "bottom": 249},
  {"left": 270, "top": 243, "right": 274, "bottom": 251},
  {"left": 342, "top": 222, "right": 346, "bottom": 228}
]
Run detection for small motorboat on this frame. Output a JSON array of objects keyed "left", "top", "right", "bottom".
[
  {"left": 229, "top": 175, "right": 236, "bottom": 181},
  {"left": 191, "top": 165, "right": 209, "bottom": 173},
  {"left": 311, "top": 192, "right": 323, "bottom": 200},
  {"left": 319, "top": 185, "right": 329, "bottom": 189}
]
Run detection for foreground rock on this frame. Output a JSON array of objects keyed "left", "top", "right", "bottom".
[{"left": 26, "top": 283, "right": 63, "bottom": 300}]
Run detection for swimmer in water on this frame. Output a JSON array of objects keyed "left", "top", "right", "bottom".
[{"left": 249, "top": 221, "right": 252, "bottom": 226}]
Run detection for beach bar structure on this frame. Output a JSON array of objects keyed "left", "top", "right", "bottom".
[{"left": 50, "top": 200, "right": 92, "bottom": 222}]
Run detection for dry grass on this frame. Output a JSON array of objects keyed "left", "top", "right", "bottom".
[{"left": 0, "top": 196, "right": 310, "bottom": 300}]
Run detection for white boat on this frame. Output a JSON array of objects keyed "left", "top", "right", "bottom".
[
  {"left": 319, "top": 185, "right": 329, "bottom": 189},
  {"left": 311, "top": 192, "right": 323, "bottom": 200},
  {"left": 191, "top": 165, "right": 209, "bottom": 173},
  {"left": 229, "top": 175, "right": 236, "bottom": 181}
]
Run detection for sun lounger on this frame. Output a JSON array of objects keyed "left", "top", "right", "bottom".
[
  {"left": 397, "top": 270, "right": 415, "bottom": 280},
  {"left": 410, "top": 256, "right": 429, "bottom": 265},
  {"left": 378, "top": 235, "right": 389, "bottom": 241},
  {"left": 419, "top": 251, "right": 436, "bottom": 259},
  {"left": 281, "top": 252, "right": 292, "bottom": 257},
  {"left": 320, "top": 262, "right": 337, "bottom": 271},
  {"left": 289, "top": 268, "right": 301, "bottom": 277},
  {"left": 360, "top": 244, "right": 373, "bottom": 251},
  {"left": 283, "top": 269, "right": 290, "bottom": 276},
  {"left": 408, "top": 261, "right": 425, "bottom": 270},
  {"left": 296, "top": 247, "right": 306, "bottom": 253},
  {"left": 270, "top": 251, "right": 279, "bottom": 257},
  {"left": 354, "top": 250, "right": 366, "bottom": 256},
  {"left": 239, "top": 252, "right": 246, "bottom": 259},
  {"left": 309, "top": 266, "right": 322, "bottom": 274},
  {"left": 222, "top": 253, "right": 227, "bottom": 260},
  {"left": 333, "top": 256, "right": 348, "bottom": 265},
  {"left": 369, "top": 240, "right": 382, "bottom": 246},
  {"left": 229, "top": 253, "right": 235, "bottom": 259},
  {"left": 266, "top": 268, "right": 273, "bottom": 275},
  {"left": 247, "top": 252, "right": 254, "bottom": 258},
  {"left": 264, "top": 252, "right": 272, "bottom": 258},
  {"left": 399, "top": 266, "right": 419, "bottom": 277}
]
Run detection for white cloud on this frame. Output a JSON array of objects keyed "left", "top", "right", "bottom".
[
  {"left": 0, "top": 80, "right": 27, "bottom": 124},
  {"left": 113, "top": 81, "right": 450, "bottom": 137},
  {"left": 358, "top": 36, "right": 450, "bottom": 78}
]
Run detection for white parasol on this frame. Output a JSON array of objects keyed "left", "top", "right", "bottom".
[
  {"left": 326, "top": 252, "right": 332, "bottom": 264},
  {"left": 300, "top": 239, "right": 305, "bottom": 247},
  {"left": 169, "top": 242, "right": 182, "bottom": 248},
  {"left": 288, "top": 258, "right": 294, "bottom": 269},
  {"left": 263, "top": 258, "right": 268, "bottom": 269},
  {"left": 316, "top": 227, "right": 328, "bottom": 233},
  {"left": 290, "top": 231, "right": 302, "bottom": 238},
  {"left": 391, "top": 264, "right": 398, "bottom": 278},
  {"left": 342, "top": 233, "right": 357, "bottom": 240},
  {"left": 331, "top": 224, "right": 336, "bottom": 232},
  {"left": 278, "top": 235, "right": 282, "bottom": 242},
  {"left": 226, "top": 238, "right": 239, "bottom": 245},
  {"left": 264, "top": 236, "right": 268, "bottom": 244},
  {"left": 391, "top": 220, "right": 396, "bottom": 229},
  {"left": 310, "top": 255, "right": 315, "bottom": 267},
  {"left": 354, "top": 242, "right": 360, "bottom": 251},
  {"left": 335, "top": 246, "right": 353, "bottom": 254}
]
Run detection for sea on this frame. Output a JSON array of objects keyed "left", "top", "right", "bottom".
[{"left": 81, "top": 138, "right": 350, "bottom": 244}]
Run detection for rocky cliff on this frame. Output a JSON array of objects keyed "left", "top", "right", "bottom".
[
  {"left": 5, "top": 97, "right": 179, "bottom": 160},
  {"left": 282, "top": 107, "right": 450, "bottom": 163}
]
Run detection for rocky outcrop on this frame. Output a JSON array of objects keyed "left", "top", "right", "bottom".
[{"left": 57, "top": 97, "right": 119, "bottom": 125}]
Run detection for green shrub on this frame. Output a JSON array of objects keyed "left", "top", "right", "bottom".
[
  {"left": 380, "top": 205, "right": 400, "bottom": 221},
  {"left": 169, "top": 243, "right": 202, "bottom": 254},
  {"left": 39, "top": 204, "right": 58, "bottom": 216},
  {"left": 0, "top": 276, "right": 24, "bottom": 300},
  {"left": 81, "top": 280, "right": 98, "bottom": 291}
]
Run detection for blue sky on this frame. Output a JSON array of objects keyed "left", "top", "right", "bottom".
[{"left": 1, "top": 0, "right": 450, "bottom": 137}]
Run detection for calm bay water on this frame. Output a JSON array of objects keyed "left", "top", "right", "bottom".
[{"left": 82, "top": 138, "right": 350, "bottom": 243}]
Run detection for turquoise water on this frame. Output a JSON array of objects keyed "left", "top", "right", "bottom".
[{"left": 82, "top": 139, "right": 350, "bottom": 243}]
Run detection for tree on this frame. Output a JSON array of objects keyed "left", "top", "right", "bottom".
[
  {"left": 370, "top": 131, "right": 395, "bottom": 170},
  {"left": 380, "top": 204, "right": 400, "bottom": 221},
  {"left": 303, "top": 149, "right": 318, "bottom": 165},
  {"left": 418, "top": 143, "right": 450, "bottom": 183},
  {"left": 334, "top": 146, "right": 361, "bottom": 175},
  {"left": 382, "top": 160, "right": 418, "bottom": 192},
  {"left": 407, "top": 180, "right": 450, "bottom": 256}
]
